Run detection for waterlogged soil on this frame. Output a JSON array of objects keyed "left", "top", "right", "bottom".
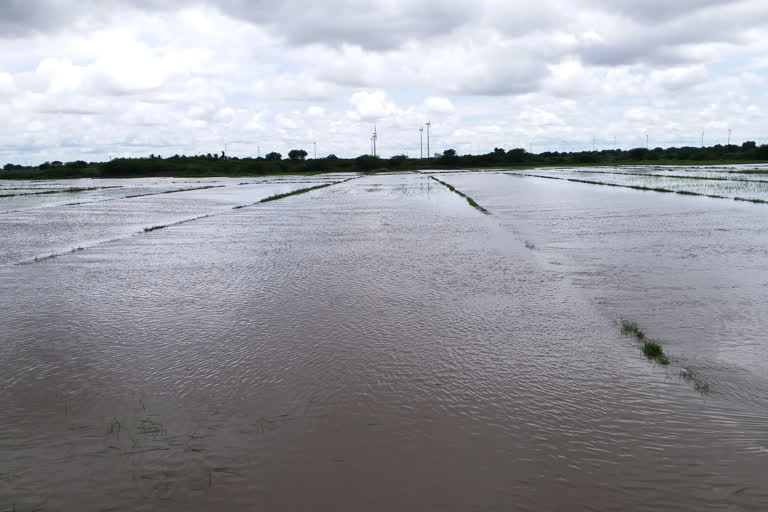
[{"left": 1, "top": 172, "right": 766, "bottom": 510}]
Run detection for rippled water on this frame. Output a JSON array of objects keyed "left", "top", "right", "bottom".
[
  {"left": 1, "top": 172, "right": 766, "bottom": 510},
  {"left": 519, "top": 164, "right": 768, "bottom": 201}
]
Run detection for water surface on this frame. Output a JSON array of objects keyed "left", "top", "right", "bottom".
[{"left": 1, "top": 172, "right": 766, "bottom": 510}]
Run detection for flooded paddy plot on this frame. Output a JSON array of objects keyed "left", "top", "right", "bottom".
[
  {"left": 0, "top": 176, "right": 343, "bottom": 215},
  {"left": 1, "top": 172, "right": 767, "bottom": 510},
  {"left": 515, "top": 164, "right": 768, "bottom": 201},
  {"left": 0, "top": 177, "right": 337, "bottom": 266},
  {"left": 440, "top": 171, "right": 768, "bottom": 405}
]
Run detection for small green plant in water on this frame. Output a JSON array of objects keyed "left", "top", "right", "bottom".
[
  {"left": 695, "top": 381, "right": 710, "bottom": 392},
  {"left": 620, "top": 320, "right": 645, "bottom": 340},
  {"left": 137, "top": 418, "right": 164, "bottom": 436},
  {"left": 107, "top": 417, "right": 121, "bottom": 435},
  {"left": 619, "top": 320, "right": 670, "bottom": 365},
  {"left": 641, "top": 341, "right": 669, "bottom": 365},
  {"left": 680, "top": 368, "right": 711, "bottom": 393},
  {"left": 642, "top": 341, "right": 663, "bottom": 358}
]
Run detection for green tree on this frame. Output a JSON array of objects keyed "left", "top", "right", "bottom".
[
  {"left": 440, "top": 149, "right": 458, "bottom": 165},
  {"left": 265, "top": 152, "right": 282, "bottom": 161},
  {"left": 288, "top": 149, "right": 308, "bottom": 161},
  {"left": 354, "top": 155, "right": 381, "bottom": 171},
  {"left": 506, "top": 148, "right": 527, "bottom": 163},
  {"left": 389, "top": 155, "right": 408, "bottom": 168}
]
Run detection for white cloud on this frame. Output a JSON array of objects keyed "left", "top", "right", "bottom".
[
  {"left": 214, "top": 106, "right": 235, "bottom": 123},
  {"left": 347, "top": 90, "right": 398, "bottom": 122},
  {"left": 1, "top": 1, "right": 768, "bottom": 161},
  {"left": 424, "top": 97, "right": 455, "bottom": 116},
  {"left": 0, "top": 72, "right": 16, "bottom": 95},
  {"left": 307, "top": 106, "right": 325, "bottom": 117}
]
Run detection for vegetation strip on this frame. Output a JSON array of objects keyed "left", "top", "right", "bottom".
[
  {"left": 260, "top": 183, "right": 333, "bottom": 202},
  {"left": 0, "top": 186, "right": 121, "bottom": 198},
  {"left": 4, "top": 139, "right": 768, "bottom": 180},
  {"left": 428, "top": 176, "right": 490, "bottom": 214},
  {"left": 142, "top": 214, "right": 211, "bottom": 233},
  {"left": 518, "top": 173, "right": 768, "bottom": 204},
  {"left": 124, "top": 185, "right": 223, "bottom": 198},
  {"left": 1, "top": 185, "right": 224, "bottom": 215},
  {"left": 16, "top": 179, "right": 356, "bottom": 266},
  {"left": 17, "top": 214, "right": 212, "bottom": 265},
  {"left": 679, "top": 368, "right": 711, "bottom": 393},
  {"left": 618, "top": 319, "right": 710, "bottom": 393},
  {"left": 570, "top": 169, "right": 768, "bottom": 185},
  {"left": 232, "top": 178, "right": 356, "bottom": 210},
  {"left": 620, "top": 320, "right": 669, "bottom": 365}
]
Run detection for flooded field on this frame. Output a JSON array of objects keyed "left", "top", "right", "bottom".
[
  {"left": 1, "top": 169, "right": 767, "bottom": 510},
  {"left": 519, "top": 163, "right": 768, "bottom": 202}
]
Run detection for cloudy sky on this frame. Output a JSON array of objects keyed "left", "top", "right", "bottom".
[{"left": 1, "top": 0, "right": 767, "bottom": 162}]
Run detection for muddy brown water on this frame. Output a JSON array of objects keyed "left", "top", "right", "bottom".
[{"left": 1, "top": 172, "right": 766, "bottom": 510}]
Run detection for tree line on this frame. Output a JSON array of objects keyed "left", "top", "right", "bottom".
[{"left": 3, "top": 142, "right": 768, "bottom": 179}]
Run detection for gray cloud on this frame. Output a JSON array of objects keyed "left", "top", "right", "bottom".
[
  {"left": 584, "top": 0, "right": 737, "bottom": 23},
  {"left": 4, "top": 0, "right": 766, "bottom": 64},
  {"left": 0, "top": 0, "right": 176, "bottom": 37},
  {"left": 0, "top": 0, "right": 75, "bottom": 35},
  {"left": 0, "top": 0, "right": 474, "bottom": 49},
  {"left": 213, "top": 0, "right": 475, "bottom": 50},
  {"left": 573, "top": 0, "right": 768, "bottom": 66},
  {"left": 1, "top": 0, "right": 767, "bottom": 162}
]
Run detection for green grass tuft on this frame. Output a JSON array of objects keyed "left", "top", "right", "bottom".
[
  {"left": 619, "top": 319, "right": 674, "bottom": 366},
  {"left": 620, "top": 319, "right": 645, "bottom": 340},
  {"left": 680, "top": 368, "right": 711, "bottom": 393},
  {"left": 642, "top": 341, "right": 663, "bottom": 358},
  {"left": 107, "top": 417, "right": 121, "bottom": 434}
]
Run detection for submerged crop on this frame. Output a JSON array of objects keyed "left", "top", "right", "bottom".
[
  {"left": 428, "top": 176, "right": 490, "bottom": 214},
  {"left": 619, "top": 319, "right": 669, "bottom": 365}
]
